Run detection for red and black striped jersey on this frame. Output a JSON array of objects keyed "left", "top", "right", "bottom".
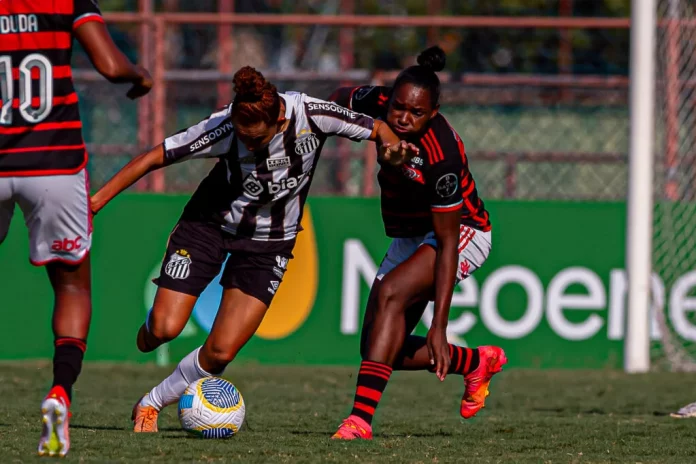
[
  {"left": 347, "top": 85, "right": 491, "bottom": 237},
  {"left": 0, "top": 0, "right": 103, "bottom": 177}
]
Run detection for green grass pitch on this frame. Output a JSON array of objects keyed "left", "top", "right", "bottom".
[{"left": 1, "top": 362, "right": 695, "bottom": 463}]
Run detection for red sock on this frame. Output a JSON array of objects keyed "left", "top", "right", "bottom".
[
  {"left": 447, "top": 345, "right": 480, "bottom": 376},
  {"left": 349, "top": 360, "right": 392, "bottom": 426}
]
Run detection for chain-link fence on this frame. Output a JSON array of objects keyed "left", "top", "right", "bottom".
[{"left": 79, "top": 8, "right": 632, "bottom": 201}]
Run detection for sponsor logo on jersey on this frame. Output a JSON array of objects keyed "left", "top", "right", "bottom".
[
  {"left": 0, "top": 15, "right": 39, "bottom": 34},
  {"left": 189, "top": 121, "right": 234, "bottom": 153},
  {"left": 411, "top": 156, "right": 424, "bottom": 166},
  {"left": 165, "top": 249, "right": 191, "bottom": 280},
  {"left": 354, "top": 86, "right": 376, "bottom": 101},
  {"left": 307, "top": 102, "right": 357, "bottom": 119},
  {"left": 266, "top": 156, "right": 291, "bottom": 170},
  {"left": 242, "top": 174, "right": 264, "bottom": 197},
  {"left": 295, "top": 133, "right": 320, "bottom": 155},
  {"left": 242, "top": 172, "right": 311, "bottom": 197},
  {"left": 268, "top": 280, "right": 280, "bottom": 295},
  {"left": 435, "top": 173, "right": 458, "bottom": 198},
  {"left": 402, "top": 165, "right": 425, "bottom": 184}
]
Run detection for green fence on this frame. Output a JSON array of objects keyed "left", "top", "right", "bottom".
[{"left": 4, "top": 195, "right": 685, "bottom": 369}]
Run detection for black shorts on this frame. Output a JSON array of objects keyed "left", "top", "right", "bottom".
[{"left": 153, "top": 219, "right": 295, "bottom": 307}]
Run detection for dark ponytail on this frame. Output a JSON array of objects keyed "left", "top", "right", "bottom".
[{"left": 393, "top": 46, "right": 446, "bottom": 108}]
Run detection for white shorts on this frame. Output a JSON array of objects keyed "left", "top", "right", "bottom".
[
  {"left": 0, "top": 169, "right": 92, "bottom": 266},
  {"left": 376, "top": 225, "right": 492, "bottom": 283}
]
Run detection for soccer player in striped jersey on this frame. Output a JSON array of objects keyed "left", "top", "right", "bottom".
[
  {"left": 328, "top": 46, "right": 507, "bottom": 440},
  {"left": 0, "top": 0, "right": 151, "bottom": 456},
  {"left": 90, "top": 66, "right": 418, "bottom": 433}
]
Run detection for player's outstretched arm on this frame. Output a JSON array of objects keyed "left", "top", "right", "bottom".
[
  {"left": 91, "top": 144, "right": 166, "bottom": 214},
  {"left": 74, "top": 21, "right": 152, "bottom": 99}
]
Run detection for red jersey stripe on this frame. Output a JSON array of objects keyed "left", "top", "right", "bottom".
[
  {"left": 0, "top": 144, "right": 84, "bottom": 155},
  {"left": 73, "top": 14, "right": 104, "bottom": 30},
  {"left": 0, "top": 121, "right": 82, "bottom": 134},
  {"left": 12, "top": 65, "right": 72, "bottom": 80},
  {"left": 426, "top": 130, "right": 444, "bottom": 162},
  {"left": 421, "top": 133, "right": 437, "bottom": 164},
  {"left": 0, "top": 0, "right": 74, "bottom": 15},
  {"left": 0, "top": 32, "right": 72, "bottom": 52},
  {"left": 11, "top": 92, "right": 79, "bottom": 109}
]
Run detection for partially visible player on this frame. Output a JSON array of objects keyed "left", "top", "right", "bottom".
[
  {"left": 0, "top": 0, "right": 152, "bottom": 457},
  {"left": 90, "top": 66, "right": 417, "bottom": 433},
  {"left": 671, "top": 401, "right": 696, "bottom": 419},
  {"left": 327, "top": 46, "right": 506, "bottom": 440}
]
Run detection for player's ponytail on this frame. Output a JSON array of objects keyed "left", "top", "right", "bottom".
[
  {"left": 393, "top": 46, "right": 446, "bottom": 108},
  {"left": 231, "top": 66, "right": 281, "bottom": 126}
]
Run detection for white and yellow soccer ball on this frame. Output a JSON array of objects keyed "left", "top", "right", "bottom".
[{"left": 177, "top": 377, "right": 245, "bottom": 438}]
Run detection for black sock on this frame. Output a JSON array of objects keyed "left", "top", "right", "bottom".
[{"left": 53, "top": 337, "right": 86, "bottom": 401}]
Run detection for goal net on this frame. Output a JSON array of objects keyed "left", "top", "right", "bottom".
[{"left": 652, "top": 0, "right": 696, "bottom": 371}]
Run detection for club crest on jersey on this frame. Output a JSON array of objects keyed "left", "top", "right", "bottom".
[
  {"left": 295, "top": 132, "right": 320, "bottom": 155},
  {"left": 165, "top": 249, "right": 191, "bottom": 280},
  {"left": 354, "top": 86, "right": 376, "bottom": 101},
  {"left": 435, "top": 173, "right": 458, "bottom": 198},
  {"left": 266, "top": 156, "right": 291, "bottom": 170},
  {"left": 402, "top": 165, "right": 425, "bottom": 184}
]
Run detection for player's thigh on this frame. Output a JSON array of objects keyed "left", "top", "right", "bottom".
[
  {"left": 207, "top": 244, "right": 295, "bottom": 354},
  {"left": 151, "top": 219, "right": 228, "bottom": 327},
  {"left": 14, "top": 170, "right": 91, "bottom": 266},
  {"left": 204, "top": 287, "right": 270, "bottom": 358},
  {"left": 378, "top": 244, "right": 438, "bottom": 310},
  {"left": 0, "top": 178, "right": 14, "bottom": 244}
]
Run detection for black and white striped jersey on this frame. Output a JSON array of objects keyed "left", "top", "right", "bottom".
[{"left": 162, "top": 92, "right": 375, "bottom": 241}]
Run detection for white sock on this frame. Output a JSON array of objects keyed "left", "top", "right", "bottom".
[{"left": 141, "top": 347, "right": 212, "bottom": 411}]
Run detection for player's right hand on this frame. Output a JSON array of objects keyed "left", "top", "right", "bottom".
[
  {"left": 380, "top": 140, "right": 419, "bottom": 166},
  {"left": 127, "top": 65, "right": 153, "bottom": 100}
]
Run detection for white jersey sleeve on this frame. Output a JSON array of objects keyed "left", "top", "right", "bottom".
[
  {"left": 303, "top": 97, "right": 374, "bottom": 142},
  {"left": 163, "top": 105, "right": 235, "bottom": 164}
]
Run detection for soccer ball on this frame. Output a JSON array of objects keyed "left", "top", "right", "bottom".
[{"left": 177, "top": 377, "right": 245, "bottom": 438}]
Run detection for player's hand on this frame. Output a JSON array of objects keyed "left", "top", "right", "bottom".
[
  {"left": 427, "top": 326, "right": 450, "bottom": 381},
  {"left": 126, "top": 65, "right": 153, "bottom": 100},
  {"left": 380, "top": 140, "right": 419, "bottom": 166}
]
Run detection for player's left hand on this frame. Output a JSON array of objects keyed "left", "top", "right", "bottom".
[
  {"left": 426, "top": 326, "right": 450, "bottom": 381},
  {"left": 380, "top": 140, "right": 419, "bottom": 166}
]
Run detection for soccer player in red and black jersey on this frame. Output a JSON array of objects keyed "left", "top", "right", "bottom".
[
  {"left": 0, "top": 0, "right": 151, "bottom": 456},
  {"left": 328, "top": 46, "right": 507, "bottom": 440}
]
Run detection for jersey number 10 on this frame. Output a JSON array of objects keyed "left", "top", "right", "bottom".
[{"left": 0, "top": 53, "right": 54, "bottom": 125}]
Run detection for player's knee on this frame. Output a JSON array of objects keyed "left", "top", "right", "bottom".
[
  {"left": 377, "top": 279, "right": 406, "bottom": 314},
  {"left": 200, "top": 343, "right": 235, "bottom": 373},
  {"left": 148, "top": 315, "right": 185, "bottom": 343}
]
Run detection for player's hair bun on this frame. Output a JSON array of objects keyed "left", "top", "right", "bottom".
[
  {"left": 233, "top": 66, "right": 276, "bottom": 102},
  {"left": 417, "top": 46, "right": 446, "bottom": 73}
]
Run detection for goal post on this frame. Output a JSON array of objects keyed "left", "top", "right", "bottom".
[{"left": 625, "top": 0, "right": 657, "bottom": 373}]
